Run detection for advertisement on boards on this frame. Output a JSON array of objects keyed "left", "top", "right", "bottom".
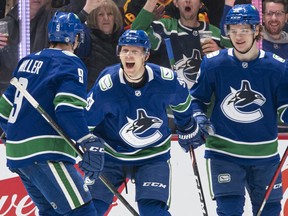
[{"left": 0, "top": 138, "right": 287, "bottom": 216}]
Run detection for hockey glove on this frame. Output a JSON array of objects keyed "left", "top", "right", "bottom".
[
  {"left": 177, "top": 117, "right": 204, "bottom": 152},
  {"left": 78, "top": 135, "right": 105, "bottom": 180},
  {"left": 193, "top": 112, "right": 215, "bottom": 138}
]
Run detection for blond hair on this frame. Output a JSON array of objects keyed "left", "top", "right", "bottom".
[{"left": 87, "top": 0, "right": 123, "bottom": 33}]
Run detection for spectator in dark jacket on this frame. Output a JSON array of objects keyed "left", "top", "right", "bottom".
[{"left": 77, "top": 0, "right": 124, "bottom": 91}]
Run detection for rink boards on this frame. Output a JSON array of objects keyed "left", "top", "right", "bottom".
[{"left": 0, "top": 136, "right": 287, "bottom": 216}]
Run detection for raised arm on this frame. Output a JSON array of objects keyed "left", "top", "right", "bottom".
[{"left": 131, "top": 0, "right": 166, "bottom": 50}]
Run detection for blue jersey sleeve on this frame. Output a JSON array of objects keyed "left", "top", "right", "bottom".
[
  {"left": 190, "top": 55, "right": 214, "bottom": 113},
  {"left": 53, "top": 57, "right": 90, "bottom": 141}
]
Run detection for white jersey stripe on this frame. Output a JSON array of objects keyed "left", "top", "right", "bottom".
[{"left": 48, "top": 162, "right": 84, "bottom": 209}]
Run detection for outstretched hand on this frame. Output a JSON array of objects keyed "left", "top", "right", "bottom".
[
  {"left": 153, "top": 4, "right": 165, "bottom": 21},
  {"left": 83, "top": 0, "right": 105, "bottom": 14}
]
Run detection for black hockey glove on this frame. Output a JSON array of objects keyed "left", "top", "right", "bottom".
[
  {"left": 78, "top": 135, "right": 105, "bottom": 180},
  {"left": 193, "top": 112, "right": 215, "bottom": 139},
  {"left": 177, "top": 117, "right": 204, "bottom": 152}
]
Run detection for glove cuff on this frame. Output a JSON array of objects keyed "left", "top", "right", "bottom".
[
  {"left": 77, "top": 134, "right": 96, "bottom": 143},
  {"left": 178, "top": 123, "right": 200, "bottom": 140},
  {"left": 193, "top": 111, "right": 206, "bottom": 118},
  {"left": 177, "top": 117, "right": 196, "bottom": 133}
]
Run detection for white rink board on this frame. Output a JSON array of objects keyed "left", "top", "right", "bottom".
[{"left": 0, "top": 140, "right": 287, "bottom": 216}]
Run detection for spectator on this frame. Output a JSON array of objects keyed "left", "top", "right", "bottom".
[
  {"left": 0, "top": 12, "right": 104, "bottom": 215},
  {"left": 123, "top": 0, "right": 209, "bottom": 30},
  {"left": 202, "top": 0, "right": 225, "bottom": 28},
  {"left": 113, "top": 0, "right": 127, "bottom": 8},
  {"left": 262, "top": 0, "right": 288, "bottom": 59},
  {"left": 0, "top": 0, "right": 5, "bottom": 18},
  {"left": 190, "top": 4, "right": 287, "bottom": 215},
  {"left": 220, "top": 0, "right": 288, "bottom": 59},
  {"left": 131, "top": 0, "right": 231, "bottom": 90},
  {"left": 77, "top": 0, "right": 124, "bottom": 91},
  {"left": 51, "top": 0, "right": 70, "bottom": 8},
  {"left": 85, "top": 29, "right": 206, "bottom": 216},
  {"left": 0, "top": 0, "right": 100, "bottom": 95},
  {"left": 264, "top": 0, "right": 288, "bottom": 133}
]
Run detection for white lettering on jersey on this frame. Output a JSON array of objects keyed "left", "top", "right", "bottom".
[
  {"left": 18, "top": 60, "right": 43, "bottom": 74},
  {"left": 78, "top": 68, "right": 84, "bottom": 84},
  {"left": 86, "top": 92, "right": 94, "bottom": 111}
]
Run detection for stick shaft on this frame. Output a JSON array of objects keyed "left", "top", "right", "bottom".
[
  {"left": 256, "top": 146, "right": 288, "bottom": 216},
  {"left": 10, "top": 77, "right": 139, "bottom": 216},
  {"left": 189, "top": 146, "right": 209, "bottom": 216},
  {"left": 164, "top": 38, "right": 175, "bottom": 70},
  {"left": 164, "top": 37, "right": 209, "bottom": 215}
]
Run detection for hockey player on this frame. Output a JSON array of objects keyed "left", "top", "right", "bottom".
[
  {"left": 85, "top": 29, "right": 211, "bottom": 216},
  {"left": 190, "top": 4, "right": 288, "bottom": 216},
  {"left": 0, "top": 12, "right": 104, "bottom": 215}
]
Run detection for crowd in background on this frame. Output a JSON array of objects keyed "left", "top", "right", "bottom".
[
  {"left": 0, "top": 1, "right": 288, "bottom": 215},
  {"left": 0, "top": 0, "right": 287, "bottom": 128}
]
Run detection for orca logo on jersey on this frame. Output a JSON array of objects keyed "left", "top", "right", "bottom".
[
  {"left": 119, "top": 109, "right": 163, "bottom": 148},
  {"left": 221, "top": 80, "right": 266, "bottom": 123},
  {"left": 173, "top": 50, "right": 202, "bottom": 89}
]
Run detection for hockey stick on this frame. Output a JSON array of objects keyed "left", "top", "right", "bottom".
[
  {"left": 189, "top": 146, "right": 209, "bottom": 216},
  {"left": 256, "top": 146, "right": 288, "bottom": 216},
  {"left": 164, "top": 38, "right": 209, "bottom": 215},
  {"left": 164, "top": 38, "right": 175, "bottom": 70},
  {"left": 10, "top": 77, "right": 139, "bottom": 216}
]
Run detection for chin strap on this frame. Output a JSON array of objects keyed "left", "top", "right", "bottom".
[{"left": 231, "top": 36, "right": 257, "bottom": 55}]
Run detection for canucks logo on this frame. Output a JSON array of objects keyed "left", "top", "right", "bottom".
[
  {"left": 174, "top": 50, "right": 202, "bottom": 89},
  {"left": 221, "top": 80, "right": 266, "bottom": 123},
  {"left": 119, "top": 109, "right": 163, "bottom": 148}
]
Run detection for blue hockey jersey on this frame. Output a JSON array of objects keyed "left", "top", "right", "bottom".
[
  {"left": 0, "top": 48, "right": 90, "bottom": 168},
  {"left": 86, "top": 63, "right": 193, "bottom": 164},
  {"left": 190, "top": 48, "right": 288, "bottom": 165}
]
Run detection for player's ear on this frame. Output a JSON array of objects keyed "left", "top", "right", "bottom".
[
  {"left": 72, "top": 35, "right": 80, "bottom": 50},
  {"left": 145, "top": 52, "right": 150, "bottom": 61}
]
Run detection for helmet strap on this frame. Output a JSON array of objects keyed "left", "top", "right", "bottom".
[{"left": 231, "top": 35, "right": 257, "bottom": 55}]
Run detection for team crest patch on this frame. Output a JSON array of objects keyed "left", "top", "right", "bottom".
[
  {"left": 161, "top": 67, "right": 174, "bottom": 80},
  {"left": 273, "top": 54, "right": 285, "bottom": 63},
  {"left": 218, "top": 174, "right": 231, "bottom": 183},
  {"left": 99, "top": 74, "right": 113, "bottom": 91},
  {"left": 221, "top": 80, "right": 266, "bottom": 123},
  {"left": 119, "top": 109, "right": 163, "bottom": 148}
]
